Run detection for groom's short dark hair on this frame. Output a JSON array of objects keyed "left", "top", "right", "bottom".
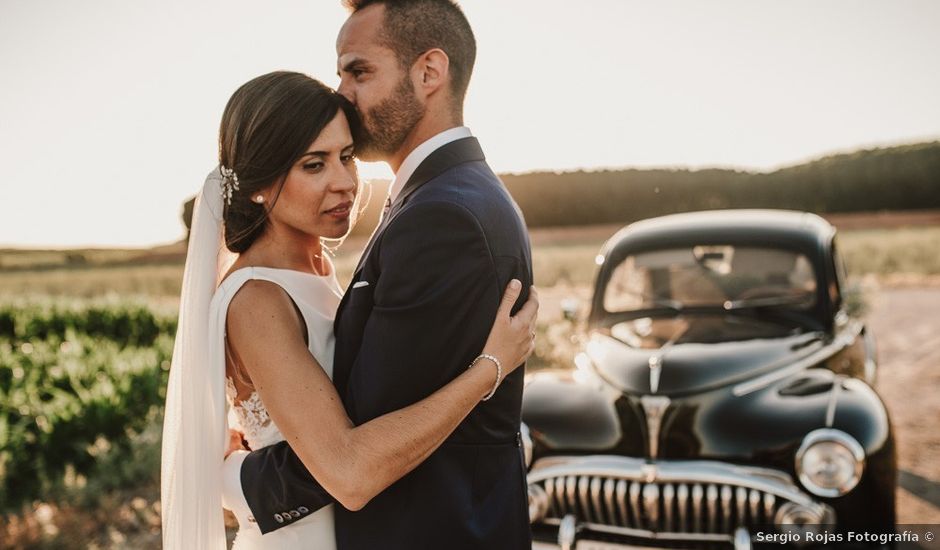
[{"left": 342, "top": 0, "right": 476, "bottom": 109}]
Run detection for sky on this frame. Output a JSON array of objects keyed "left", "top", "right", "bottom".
[{"left": 2, "top": 0, "right": 939, "bottom": 248}]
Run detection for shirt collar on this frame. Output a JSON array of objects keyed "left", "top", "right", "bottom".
[{"left": 388, "top": 126, "right": 472, "bottom": 203}]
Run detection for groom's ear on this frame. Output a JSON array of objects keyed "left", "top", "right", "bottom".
[{"left": 412, "top": 48, "right": 450, "bottom": 99}]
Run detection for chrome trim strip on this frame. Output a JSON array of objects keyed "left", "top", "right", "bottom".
[
  {"left": 763, "top": 493, "right": 776, "bottom": 521},
  {"left": 640, "top": 395, "right": 671, "bottom": 460},
  {"left": 643, "top": 483, "right": 660, "bottom": 529},
  {"left": 706, "top": 484, "right": 718, "bottom": 532},
  {"left": 862, "top": 328, "right": 877, "bottom": 385},
  {"left": 603, "top": 477, "right": 617, "bottom": 526},
  {"left": 648, "top": 355, "right": 663, "bottom": 393},
  {"left": 579, "top": 476, "right": 593, "bottom": 523},
  {"left": 732, "top": 324, "right": 861, "bottom": 397},
  {"left": 735, "top": 487, "right": 747, "bottom": 525},
  {"left": 825, "top": 376, "right": 844, "bottom": 427},
  {"left": 590, "top": 476, "right": 603, "bottom": 524},
  {"left": 629, "top": 481, "right": 641, "bottom": 527},
  {"left": 566, "top": 475, "right": 578, "bottom": 513},
  {"left": 529, "top": 456, "right": 818, "bottom": 508},
  {"left": 615, "top": 479, "right": 629, "bottom": 526},
  {"left": 545, "top": 477, "right": 558, "bottom": 516},
  {"left": 691, "top": 484, "right": 703, "bottom": 533},
  {"left": 748, "top": 489, "right": 761, "bottom": 522},
  {"left": 662, "top": 483, "right": 674, "bottom": 532},
  {"left": 676, "top": 483, "right": 689, "bottom": 531},
  {"left": 540, "top": 518, "right": 734, "bottom": 543},
  {"left": 721, "top": 485, "right": 733, "bottom": 533}
]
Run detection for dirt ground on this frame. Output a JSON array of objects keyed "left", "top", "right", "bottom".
[{"left": 866, "top": 285, "right": 940, "bottom": 524}]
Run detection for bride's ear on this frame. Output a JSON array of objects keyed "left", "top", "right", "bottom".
[{"left": 413, "top": 48, "right": 449, "bottom": 97}]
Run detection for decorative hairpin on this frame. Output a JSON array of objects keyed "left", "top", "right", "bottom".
[{"left": 220, "top": 165, "right": 240, "bottom": 205}]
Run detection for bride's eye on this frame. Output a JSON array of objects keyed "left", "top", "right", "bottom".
[
  {"left": 304, "top": 162, "right": 324, "bottom": 172},
  {"left": 341, "top": 153, "right": 356, "bottom": 164}
]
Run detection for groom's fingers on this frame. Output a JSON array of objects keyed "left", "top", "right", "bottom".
[{"left": 498, "top": 279, "right": 523, "bottom": 318}]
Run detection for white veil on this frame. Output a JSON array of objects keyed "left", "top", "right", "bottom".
[{"left": 161, "top": 167, "right": 237, "bottom": 549}]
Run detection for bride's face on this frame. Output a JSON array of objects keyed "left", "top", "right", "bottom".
[{"left": 264, "top": 111, "right": 358, "bottom": 241}]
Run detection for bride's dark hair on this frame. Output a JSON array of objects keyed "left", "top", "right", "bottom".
[{"left": 218, "top": 71, "right": 360, "bottom": 253}]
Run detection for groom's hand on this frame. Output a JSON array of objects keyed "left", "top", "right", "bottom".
[{"left": 225, "top": 429, "right": 248, "bottom": 458}]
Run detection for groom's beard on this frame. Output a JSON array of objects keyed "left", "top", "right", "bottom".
[{"left": 355, "top": 75, "right": 424, "bottom": 162}]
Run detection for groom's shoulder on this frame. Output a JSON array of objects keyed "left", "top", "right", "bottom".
[
  {"left": 414, "top": 160, "right": 519, "bottom": 220},
  {"left": 400, "top": 163, "right": 529, "bottom": 256}
]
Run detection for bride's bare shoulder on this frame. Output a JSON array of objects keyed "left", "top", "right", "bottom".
[{"left": 226, "top": 280, "right": 305, "bottom": 348}]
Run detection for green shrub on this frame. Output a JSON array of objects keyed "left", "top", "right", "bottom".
[{"left": 0, "top": 299, "right": 175, "bottom": 511}]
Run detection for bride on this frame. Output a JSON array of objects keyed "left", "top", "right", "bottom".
[{"left": 160, "top": 71, "right": 538, "bottom": 549}]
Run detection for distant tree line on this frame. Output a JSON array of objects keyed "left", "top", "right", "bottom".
[
  {"left": 501, "top": 141, "right": 940, "bottom": 228},
  {"left": 184, "top": 141, "right": 940, "bottom": 237}
]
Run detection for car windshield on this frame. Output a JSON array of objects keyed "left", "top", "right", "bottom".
[
  {"left": 602, "top": 246, "right": 819, "bottom": 344},
  {"left": 609, "top": 315, "right": 811, "bottom": 347},
  {"left": 604, "top": 245, "right": 818, "bottom": 314}
]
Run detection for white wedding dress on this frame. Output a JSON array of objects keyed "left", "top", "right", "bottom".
[{"left": 215, "top": 265, "right": 343, "bottom": 550}]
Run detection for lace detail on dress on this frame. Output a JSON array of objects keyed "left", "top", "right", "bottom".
[{"left": 225, "top": 377, "right": 284, "bottom": 449}]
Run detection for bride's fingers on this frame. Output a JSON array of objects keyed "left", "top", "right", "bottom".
[
  {"left": 512, "top": 286, "right": 539, "bottom": 327},
  {"left": 497, "top": 279, "right": 523, "bottom": 319}
]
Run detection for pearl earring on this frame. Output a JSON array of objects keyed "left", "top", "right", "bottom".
[{"left": 253, "top": 195, "right": 265, "bottom": 204}]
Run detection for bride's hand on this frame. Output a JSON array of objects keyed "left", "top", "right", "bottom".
[
  {"left": 225, "top": 429, "right": 247, "bottom": 458},
  {"left": 480, "top": 279, "right": 539, "bottom": 381}
]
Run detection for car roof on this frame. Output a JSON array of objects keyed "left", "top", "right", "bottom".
[{"left": 602, "top": 209, "right": 836, "bottom": 258}]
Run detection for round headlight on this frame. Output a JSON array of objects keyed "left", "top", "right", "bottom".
[{"left": 796, "top": 429, "right": 865, "bottom": 497}]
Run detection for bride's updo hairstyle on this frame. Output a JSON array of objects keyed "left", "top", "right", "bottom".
[{"left": 218, "top": 71, "right": 360, "bottom": 253}]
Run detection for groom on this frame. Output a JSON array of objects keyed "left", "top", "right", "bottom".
[{"left": 233, "top": 1, "right": 533, "bottom": 548}]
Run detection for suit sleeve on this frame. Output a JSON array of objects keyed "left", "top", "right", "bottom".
[{"left": 345, "top": 200, "right": 507, "bottom": 422}]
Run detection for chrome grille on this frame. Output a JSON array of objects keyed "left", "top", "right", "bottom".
[
  {"left": 542, "top": 476, "right": 777, "bottom": 533},
  {"left": 528, "top": 455, "right": 833, "bottom": 540}
]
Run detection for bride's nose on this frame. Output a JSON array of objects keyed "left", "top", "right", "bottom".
[{"left": 328, "top": 165, "right": 358, "bottom": 194}]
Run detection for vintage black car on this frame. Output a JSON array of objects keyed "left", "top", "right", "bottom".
[{"left": 523, "top": 210, "right": 896, "bottom": 549}]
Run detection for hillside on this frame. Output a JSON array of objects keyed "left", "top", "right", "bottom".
[{"left": 168, "top": 141, "right": 938, "bottom": 236}]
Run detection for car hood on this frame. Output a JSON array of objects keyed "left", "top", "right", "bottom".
[{"left": 585, "top": 330, "right": 827, "bottom": 396}]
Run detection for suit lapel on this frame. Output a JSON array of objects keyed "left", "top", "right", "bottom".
[
  {"left": 348, "top": 136, "right": 485, "bottom": 281},
  {"left": 333, "top": 136, "right": 485, "bottom": 400},
  {"left": 393, "top": 136, "right": 485, "bottom": 210}
]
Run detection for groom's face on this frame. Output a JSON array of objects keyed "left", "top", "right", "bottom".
[{"left": 336, "top": 4, "right": 424, "bottom": 162}]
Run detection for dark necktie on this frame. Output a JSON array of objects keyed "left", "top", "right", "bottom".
[{"left": 381, "top": 195, "right": 392, "bottom": 222}]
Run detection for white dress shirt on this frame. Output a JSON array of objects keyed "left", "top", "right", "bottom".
[{"left": 387, "top": 126, "right": 472, "bottom": 205}]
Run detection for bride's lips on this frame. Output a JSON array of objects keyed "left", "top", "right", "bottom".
[{"left": 323, "top": 201, "right": 353, "bottom": 220}]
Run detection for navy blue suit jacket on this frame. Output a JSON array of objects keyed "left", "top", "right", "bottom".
[{"left": 239, "top": 137, "right": 533, "bottom": 549}]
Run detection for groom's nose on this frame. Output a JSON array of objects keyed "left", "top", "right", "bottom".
[{"left": 337, "top": 79, "right": 356, "bottom": 105}]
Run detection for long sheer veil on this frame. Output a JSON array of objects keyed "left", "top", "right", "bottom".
[{"left": 161, "top": 167, "right": 237, "bottom": 549}]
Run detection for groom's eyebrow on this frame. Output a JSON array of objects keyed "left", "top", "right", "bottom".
[{"left": 339, "top": 58, "right": 367, "bottom": 75}]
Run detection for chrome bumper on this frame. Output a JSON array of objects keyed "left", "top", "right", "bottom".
[
  {"left": 533, "top": 525, "right": 753, "bottom": 549},
  {"left": 528, "top": 456, "right": 833, "bottom": 549}
]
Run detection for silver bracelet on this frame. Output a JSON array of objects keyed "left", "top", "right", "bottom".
[{"left": 470, "top": 353, "right": 502, "bottom": 401}]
